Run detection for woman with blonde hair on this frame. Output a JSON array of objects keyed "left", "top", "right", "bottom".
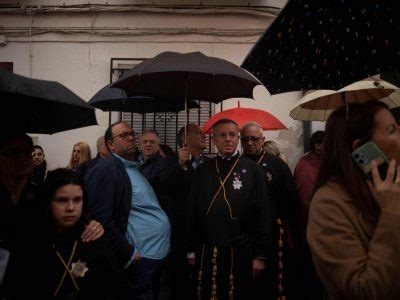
[{"left": 67, "top": 142, "right": 92, "bottom": 171}]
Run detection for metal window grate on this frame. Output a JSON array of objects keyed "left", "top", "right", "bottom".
[{"left": 110, "top": 58, "right": 215, "bottom": 154}]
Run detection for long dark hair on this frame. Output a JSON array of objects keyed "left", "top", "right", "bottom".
[
  {"left": 316, "top": 101, "right": 388, "bottom": 218},
  {"left": 40, "top": 168, "right": 87, "bottom": 224}
]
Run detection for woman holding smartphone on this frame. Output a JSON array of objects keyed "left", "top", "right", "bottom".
[{"left": 307, "top": 101, "right": 400, "bottom": 299}]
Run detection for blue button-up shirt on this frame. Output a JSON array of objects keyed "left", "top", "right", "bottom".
[{"left": 114, "top": 154, "right": 171, "bottom": 263}]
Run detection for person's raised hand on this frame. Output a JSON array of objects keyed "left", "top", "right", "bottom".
[
  {"left": 252, "top": 257, "right": 266, "bottom": 277},
  {"left": 178, "top": 144, "right": 191, "bottom": 168},
  {"left": 371, "top": 159, "right": 400, "bottom": 211}
]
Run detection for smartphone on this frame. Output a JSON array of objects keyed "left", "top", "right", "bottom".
[
  {"left": 352, "top": 141, "right": 389, "bottom": 180},
  {"left": 0, "top": 247, "right": 10, "bottom": 286}
]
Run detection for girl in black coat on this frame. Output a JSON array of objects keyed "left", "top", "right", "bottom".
[{"left": 31, "top": 168, "right": 120, "bottom": 299}]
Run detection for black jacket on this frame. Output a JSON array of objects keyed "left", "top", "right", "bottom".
[
  {"left": 139, "top": 153, "right": 174, "bottom": 213},
  {"left": 85, "top": 154, "right": 134, "bottom": 268},
  {"left": 42, "top": 225, "right": 120, "bottom": 299},
  {"left": 78, "top": 154, "right": 102, "bottom": 176},
  {"left": 0, "top": 180, "right": 40, "bottom": 298}
]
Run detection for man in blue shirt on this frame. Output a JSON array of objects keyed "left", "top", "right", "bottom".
[{"left": 85, "top": 122, "right": 170, "bottom": 299}]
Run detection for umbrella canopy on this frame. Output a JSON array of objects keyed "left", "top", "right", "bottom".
[
  {"left": 0, "top": 69, "right": 97, "bottom": 134},
  {"left": 242, "top": 0, "right": 400, "bottom": 94},
  {"left": 89, "top": 84, "right": 199, "bottom": 113},
  {"left": 290, "top": 78, "right": 400, "bottom": 121},
  {"left": 202, "top": 102, "right": 287, "bottom": 134},
  {"left": 111, "top": 51, "right": 261, "bottom": 102}
]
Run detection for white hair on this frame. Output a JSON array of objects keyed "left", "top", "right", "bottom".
[{"left": 241, "top": 121, "right": 263, "bottom": 134}]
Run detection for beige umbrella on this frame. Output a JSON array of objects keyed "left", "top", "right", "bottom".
[{"left": 290, "top": 78, "right": 400, "bottom": 121}]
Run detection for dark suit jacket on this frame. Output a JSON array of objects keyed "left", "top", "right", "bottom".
[
  {"left": 164, "top": 155, "right": 210, "bottom": 244},
  {"left": 85, "top": 154, "right": 134, "bottom": 268},
  {"left": 139, "top": 153, "right": 175, "bottom": 213},
  {"left": 78, "top": 154, "right": 101, "bottom": 176}
]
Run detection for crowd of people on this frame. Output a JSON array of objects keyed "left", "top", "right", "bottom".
[{"left": 1, "top": 100, "right": 400, "bottom": 300}]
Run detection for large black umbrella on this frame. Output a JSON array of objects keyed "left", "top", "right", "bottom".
[
  {"left": 1, "top": 69, "right": 97, "bottom": 134},
  {"left": 111, "top": 51, "right": 261, "bottom": 102},
  {"left": 242, "top": 0, "right": 400, "bottom": 94},
  {"left": 89, "top": 84, "right": 199, "bottom": 113}
]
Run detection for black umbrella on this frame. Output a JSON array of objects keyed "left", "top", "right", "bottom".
[
  {"left": 242, "top": 0, "right": 400, "bottom": 94},
  {"left": 89, "top": 84, "right": 199, "bottom": 113},
  {"left": 0, "top": 69, "right": 97, "bottom": 134},
  {"left": 111, "top": 51, "right": 261, "bottom": 102}
]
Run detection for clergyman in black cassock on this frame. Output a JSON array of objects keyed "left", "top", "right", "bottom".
[
  {"left": 241, "top": 122, "right": 299, "bottom": 299},
  {"left": 186, "top": 119, "right": 271, "bottom": 300}
]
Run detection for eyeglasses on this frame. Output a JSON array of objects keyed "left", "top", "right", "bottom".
[
  {"left": 111, "top": 131, "right": 136, "bottom": 141},
  {"left": 240, "top": 136, "right": 262, "bottom": 143},
  {"left": 214, "top": 132, "right": 239, "bottom": 139},
  {"left": 141, "top": 139, "right": 157, "bottom": 145},
  {"left": 0, "top": 147, "right": 34, "bottom": 158}
]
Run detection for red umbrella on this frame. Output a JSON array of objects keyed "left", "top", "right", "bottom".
[{"left": 203, "top": 101, "right": 287, "bottom": 134}]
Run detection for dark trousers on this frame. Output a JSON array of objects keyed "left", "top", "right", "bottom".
[
  {"left": 168, "top": 248, "right": 196, "bottom": 300},
  {"left": 123, "top": 257, "right": 164, "bottom": 300}
]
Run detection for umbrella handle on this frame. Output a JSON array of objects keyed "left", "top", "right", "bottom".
[
  {"left": 184, "top": 73, "right": 188, "bottom": 144},
  {"left": 185, "top": 91, "right": 188, "bottom": 142}
]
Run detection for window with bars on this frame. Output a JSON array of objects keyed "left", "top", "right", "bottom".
[{"left": 110, "top": 58, "right": 215, "bottom": 154}]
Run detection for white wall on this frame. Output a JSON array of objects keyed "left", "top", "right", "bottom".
[{"left": 0, "top": 1, "right": 313, "bottom": 171}]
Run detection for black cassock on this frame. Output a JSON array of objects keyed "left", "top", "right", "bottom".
[
  {"left": 186, "top": 153, "right": 271, "bottom": 300},
  {"left": 245, "top": 150, "right": 299, "bottom": 300}
]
